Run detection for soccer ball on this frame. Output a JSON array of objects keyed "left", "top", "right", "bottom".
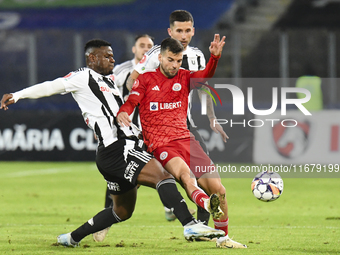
[{"left": 251, "top": 171, "right": 284, "bottom": 202}]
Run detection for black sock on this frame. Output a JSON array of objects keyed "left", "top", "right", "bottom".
[
  {"left": 197, "top": 205, "right": 210, "bottom": 225},
  {"left": 104, "top": 187, "right": 113, "bottom": 208},
  {"left": 156, "top": 179, "right": 194, "bottom": 226},
  {"left": 71, "top": 207, "right": 121, "bottom": 242}
]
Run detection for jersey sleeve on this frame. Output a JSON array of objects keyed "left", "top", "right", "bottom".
[
  {"left": 62, "top": 70, "right": 88, "bottom": 93},
  {"left": 134, "top": 45, "right": 160, "bottom": 74},
  {"left": 117, "top": 75, "right": 147, "bottom": 115},
  {"left": 190, "top": 54, "right": 220, "bottom": 89},
  {"left": 11, "top": 78, "right": 66, "bottom": 103}
]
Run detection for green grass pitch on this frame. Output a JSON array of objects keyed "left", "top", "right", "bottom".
[{"left": 0, "top": 162, "right": 339, "bottom": 255}]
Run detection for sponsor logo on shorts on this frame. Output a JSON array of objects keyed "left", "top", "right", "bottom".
[
  {"left": 160, "top": 151, "right": 168, "bottom": 160},
  {"left": 150, "top": 102, "right": 158, "bottom": 111},
  {"left": 124, "top": 161, "right": 140, "bottom": 182},
  {"left": 107, "top": 181, "right": 120, "bottom": 192},
  {"left": 172, "top": 83, "right": 181, "bottom": 91}
]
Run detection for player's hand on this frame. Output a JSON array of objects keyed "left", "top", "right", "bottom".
[
  {"left": 210, "top": 118, "right": 229, "bottom": 143},
  {"left": 117, "top": 112, "right": 131, "bottom": 127},
  {"left": 0, "top": 94, "right": 15, "bottom": 111},
  {"left": 209, "top": 34, "right": 226, "bottom": 57}
]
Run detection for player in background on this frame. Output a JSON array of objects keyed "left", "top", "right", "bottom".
[
  {"left": 113, "top": 34, "right": 154, "bottom": 103},
  {"left": 0, "top": 39, "right": 225, "bottom": 247},
  {"left": 117, "top": 36, "right": 247, "bottom": 249},
  {"left": 126, "top": 10, "right": 228, "bottom": 227}
]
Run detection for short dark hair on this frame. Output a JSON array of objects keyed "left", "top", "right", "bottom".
[
  {"left": 169, "top": 10, "right": 194, "bottom": 26},
  {"left": 160, "top": 37, "right": 184, "bottom": 55},
  {"left": 134, "top": 34, "right": 154, "bottom": 43},
  {"left": 84, "top": 39, "right": 111, "bottom": 55}
]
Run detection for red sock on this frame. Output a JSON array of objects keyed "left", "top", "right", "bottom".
[
  {"left": 191, "top": 189, "right": 209, "bottom": 210},
  {"left": 214, "top": 218, "right": 228, "bottom": 236}
]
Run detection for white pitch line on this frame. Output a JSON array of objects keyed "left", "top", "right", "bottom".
[
  {"left": 2, "top": 165, "right": 96, "bottom": 178},
  {"left": 1, "top": 223, "right": 338, "bottom": 229}
]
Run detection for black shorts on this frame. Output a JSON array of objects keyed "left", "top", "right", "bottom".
[{"left": 96, "top": 138, "right": 152, "bottom": 195}]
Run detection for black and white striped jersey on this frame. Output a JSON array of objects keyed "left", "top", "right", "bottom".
[
  {"left": 112, "top": 59, "right": 141, "bottom": 129},
  {"left": 112, "top": 59, "right": 135, "bottom": 98},
  {"left": 62, "top": 67, "right": 137, "bottom": 147},
  {"left": 135, "top": 45, "right": 206, "bottom": 73},
  {"left": 134, "top": 45, "right": 206, "bottom": 127}
]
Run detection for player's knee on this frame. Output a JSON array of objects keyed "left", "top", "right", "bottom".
[{"left": 114, "top": 207, "right": 134, "bottom": 221}]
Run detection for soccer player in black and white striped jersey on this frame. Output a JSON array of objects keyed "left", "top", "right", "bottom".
[
  {"left": 99, "top": 34, "right": 155, "bottom": 223},
  {"left": 0, "top": 39, "right": 226, "bottom": 247},
  {"left": 128, "top": 10, "right": 229, "bottom": 228}
]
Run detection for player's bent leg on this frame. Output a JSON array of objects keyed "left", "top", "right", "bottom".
[
  {"left": 164, "top": 157, "right": 199, "bottom": 198},
  {"left": 165, "top": 157, "right": 223, "bottom": 220},
  {"left": 58, "top": 188, "right": 138, "bottom": 247},
  {"left": 136, "top": 158, "right": 173, "bottom": 188},
  {"left": 137, "top": 158, "right": 195, "bottom": 227},
  {"left": 110, "top": 188, "right": 137, "bottom": 221},
  {"left": 198, "top": 172, "right": 228, "bottom": 220},
  {"left": 198, "top": 172, "right": 247, "bottom": 249},
  {"left": 93, "top": 186, "right": 115, "bottom": 242},
  {"left": 137, "top": 158, "right": 223, "bottom": 240}
]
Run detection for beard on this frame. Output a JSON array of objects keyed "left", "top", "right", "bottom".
[{"left": 160, "top": 65, "right": 178, "bottom": 78}]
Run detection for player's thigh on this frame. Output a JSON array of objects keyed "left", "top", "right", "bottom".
[
  {"left": 137, "top": 158, "right": 174, "bottom": 188},
  {"left": 165, "top": 157, "right": 195, "bottom": 182}
]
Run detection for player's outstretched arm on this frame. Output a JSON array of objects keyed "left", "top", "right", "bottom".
[{"left": 1, "top": 79, "right": 66, "bottom": 111}]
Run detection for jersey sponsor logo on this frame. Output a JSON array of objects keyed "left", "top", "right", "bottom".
[
  {"left": 160, "top": 101, "right": 181, "bottom": 110},
  {"left": 150, "top": 102, "right": 158, "bottom": 111},
  {"left": 107, "top": 181, "right": 120, "bottom": 191},
  {"left": 139, "top": 55, "right": 147, "bottom": 64},
  {"left": 99, "top": 86, "right": 120, "bottom": 96},
  {"left": 150, "top": 101, "right": 182, "bottom": 111},
  {"left": 152, "top": 85, "right": 160, "bottom": 91},
  {"left": 160, "top": 151, "right": 168, "bottom": 160},
  {"left": 172, "top": 83, "right": 182, "bottom": 91},
  {"left": 124, "top": 161, "right": 140, "bottom": 182},
  {"left": 132, "top": 79, "right": 140, "bottom": 89}
]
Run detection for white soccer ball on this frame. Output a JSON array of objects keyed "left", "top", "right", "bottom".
[{"left": 251, "top": 171, "right": 284, "bottom": 202}]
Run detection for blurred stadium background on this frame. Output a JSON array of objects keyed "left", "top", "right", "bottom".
[{"left": 1, "top": 0, "right": 340, "bottom": 168}]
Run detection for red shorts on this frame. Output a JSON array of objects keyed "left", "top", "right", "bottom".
[{"left": 153, "top": 134, "right": 215, "bottom": 178}]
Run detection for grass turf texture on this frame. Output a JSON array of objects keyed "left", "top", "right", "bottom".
[{"left": 0, "top": 162, "right": 339, "bottom": 255}]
